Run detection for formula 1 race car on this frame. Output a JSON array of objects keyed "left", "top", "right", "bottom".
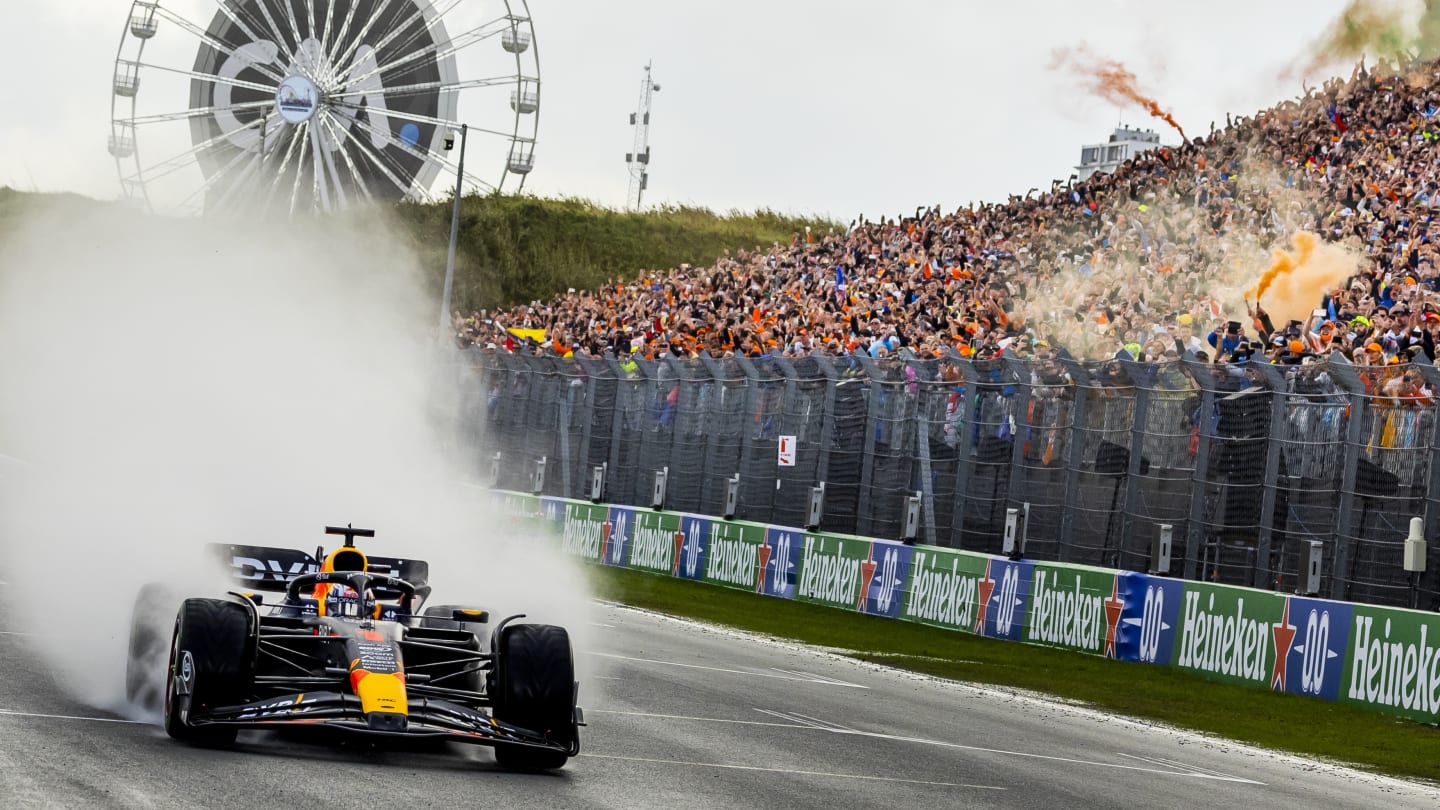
[{"left": 125, "top": 526, "right": 582, "bottom": 770}]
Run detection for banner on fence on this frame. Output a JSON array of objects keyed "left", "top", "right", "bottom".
[
  {"left": 902, "top": 546, "right": 988, "bottom": 633},
  {"left": 498, "top": 491, "right": 1440, "bottom": 728},
  {"left": 1026, "top": 563, "right": 1125, "bottom": 658},
  {"left": 1117, "top": 574, "right": 1183, "bottom": 666},
  {"left": 1340, "top": 603, "right": 1440, "bottom": 723},
  {"left": 559, "top": 501, "right": 608, "bottom": 562}
]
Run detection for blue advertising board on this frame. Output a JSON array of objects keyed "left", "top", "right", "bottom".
[
  {"left": 979, "top": 557, "right": 1032, "bottom": 641},
  {"left": 1117, "top": 573, "right": 1184, "bottom": 666},
  {"left": 862, "top": 542, "right": 914, "bottom": 619}
]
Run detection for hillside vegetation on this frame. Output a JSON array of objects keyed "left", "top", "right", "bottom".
[
  {"left": 390, "top": 194, "right": 837, "bottom": 314},
  {"left": 0, "top": 187, "right": 837, "bottom": 313}
]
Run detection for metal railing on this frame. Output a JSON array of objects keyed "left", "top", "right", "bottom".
[{"left": 465, "top": 347, "right": 1440, "bottom": 611}]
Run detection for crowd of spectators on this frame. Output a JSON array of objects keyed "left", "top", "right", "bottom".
[{"left": 456, "top": 58, "right": 1440, "bottom": 387}]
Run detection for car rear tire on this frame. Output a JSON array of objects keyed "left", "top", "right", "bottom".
[
  {"left": 490, "top": 623, "right": 577, "bottom": 771},
  {"left": 126, "top": 583, "right": 181, "bottom": 714},
  {"left": 163, "top": 598, "right": 254, "bottom": 746}
]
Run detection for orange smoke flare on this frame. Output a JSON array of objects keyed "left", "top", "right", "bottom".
[
  {"left": 1052, "top": 46, "right": 1187, "bottom": 141},
  {"left": 1244, "top": 232, "right": 1360, "bottom": 326},
  {"left": 1249, "top": 232, "right": 1319, "bottom": 303}
]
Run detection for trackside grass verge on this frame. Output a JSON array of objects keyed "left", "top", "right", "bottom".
[{"left": 586, "top": 565, "right": 1440, "bottom": 783}]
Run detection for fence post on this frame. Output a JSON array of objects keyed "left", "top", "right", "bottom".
[
  {"left": 1181, "top": 357, "right": 1215, "bottom": 581},
  {"left": 814, "top": 353, "right": 839, "bottom": 524},
  {"left": 1117, "top": 360, "right": 1154, "bottom": 568},
  {"left": 559, "top": 369, "right": 574, "bottom": 498},
  {"left": 1330, "top": 387, "right": 1367, "bottom": 601},
  {"left": 1251, "top": 363, "right": 1289, "bottom": 591},
  {"left": 732, "top": 354, "right": 765, "bottom": 522},
  {"left": 1001, "top": 351, "right": 1032, "bottom": 516},
  {"left": 603, "top": 357, "right": 629, "bottom": 504},
  {"left": 575, "top": 356, "right": 602, "bottom": 500},
  {"left": 769, "top": 354, "right": 808, "bottom": 529},
  {"left": 904, "top": 352, "right": 938, "bottom": 546},
  {"left": 1425, "top": 400, "right": 1440, "bottom": 610},
  {"left": 948, "top": 356, "right": 981, "bottom": 549},
  {"left": 1056, "top": 354, "right": 1093, "bottom": 562},
  {"left": 854, "top": 354, "right": 884, "bottom": 536}
]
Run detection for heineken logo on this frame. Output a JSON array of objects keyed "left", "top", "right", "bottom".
[
  {"left": 1027, "top": 570, "right": 1118, "bottom": 654},
  {"left": 797, "top": 536, "right": 861, "bottom": 606},
  {"left": 560, "top": 511, "right": 603, "bottom": 560},
  {"left": 905, "top": 551, "right": 977, "bottom": 629},
  {"left": 706, "top": 529, "right": 757, "bottom": 588},
  {"left": 1176, "top": 590, "right": 1270, "bottom": 683},
  {"left": 1346, "top": 615, "right": 1440, "bottom": 715},
  {"left": 629, "top": 520, "right": 674, "bottom": 572}
]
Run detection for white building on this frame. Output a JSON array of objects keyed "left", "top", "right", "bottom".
[{"left": 1076, "top": 126, "right": 1162, "bottom": 181}]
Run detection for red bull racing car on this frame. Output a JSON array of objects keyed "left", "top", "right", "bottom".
[{"left": 126, "top": 526, "right": 582, "bottom": 770}]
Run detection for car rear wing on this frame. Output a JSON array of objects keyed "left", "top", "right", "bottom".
[{"left": 208, "top": 543, "right": 429, "bottom": 598}]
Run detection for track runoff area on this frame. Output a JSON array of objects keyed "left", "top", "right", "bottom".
[{"left": 0, "top": 580, "right": 1435, "bottom": 809}]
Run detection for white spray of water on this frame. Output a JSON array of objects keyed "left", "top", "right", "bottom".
[{"left": 0, "top": 202, "right": 593, "bottom": 719}]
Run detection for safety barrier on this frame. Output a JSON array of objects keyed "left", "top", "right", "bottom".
[
  {"left": 466, "top": 349, "right": 1440, "bottom": 611},
  {"left": 491, "top": 490, "right": 1440, "bottom": 726}
]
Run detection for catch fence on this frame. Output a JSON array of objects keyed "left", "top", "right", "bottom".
[{"left": 465, "top": 348, "right": 1440, "bottom": 611}]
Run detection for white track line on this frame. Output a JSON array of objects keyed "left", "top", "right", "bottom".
[
  {"left": 0, "top": 709, "right": 139, "bottom": 724},
  {"left": 591, "top": 709, "right": 809, "bottom": 729},
  {"left": 578, "top": 752, "right": 1006, "bottom": 790},
  {"left": 586, "top": 652, "right": 868, "bottom": 689}
]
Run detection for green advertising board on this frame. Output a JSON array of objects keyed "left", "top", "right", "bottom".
[
  {"left": 794, "top": 533, "right": 870, "bottom": 611},
  {"left": 625, "top": 509, "right": 683, "bottom": 575},
  {"left": 702, "top": 519, "right": 768, "bottom": 591},
  {"left": 902, "top": 546, "right": 988, "bottom": 634},
  {"left": 490, "top": 491, "right": 544, "bottom": 521},
  {"left": 1169, "top": 581, "right": 1285, "bottom": 688},
  {"left": 1027, "top": 563, "right": 1124, "bottom": 657},
  {"left": 559, "top": 501, "right": 609, "bottom": 562},
  {"left": 1340, "top": 603, "right": 1440, "bottom": 724}
]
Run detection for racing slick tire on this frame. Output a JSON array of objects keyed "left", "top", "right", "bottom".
[
  {"left": 490, "top": 623, "right": 577, "bottom": 771},
  {"left": 126, "top": 583, "right": 182, "bottom": 714},
  {"left": 163, "top": 598, "right": 254, "bottom": 746}
]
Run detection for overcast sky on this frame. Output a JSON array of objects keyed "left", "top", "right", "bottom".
[{"left": 1, "top": 0, "right": 1368, "bottom": 220}]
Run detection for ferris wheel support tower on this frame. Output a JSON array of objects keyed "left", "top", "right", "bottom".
[{"left": 624, "top": 61, "right": 659, "bottom": 211}]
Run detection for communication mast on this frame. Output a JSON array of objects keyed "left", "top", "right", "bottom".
[{"left": 625, "top": 61, "right": 661, "bottom": 210}]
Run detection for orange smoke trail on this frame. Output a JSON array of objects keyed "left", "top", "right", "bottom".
[
  {"left": 1052, "top": 46, "right": 1187, "bottom": 141},
  {"left": 1244, "top": 232, "right": 1360, "bottom": 326},
  {"left": 1249, "top": 232, "right": 1319, "bottom": 303}
]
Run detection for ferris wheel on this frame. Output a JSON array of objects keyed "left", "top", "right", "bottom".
[{"left": 108, "top": 0, "right": 540, "bottom": 216}]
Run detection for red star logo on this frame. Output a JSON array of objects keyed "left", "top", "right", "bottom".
[
  {"left": 756, "top": 543, "right": 773, "bottom": 593},
  {"left": 858, "top": 546, "right": 878, "bottom": 612},
  {"left": 601, "top": 521, "right": 613, "bottom": 562},
  {"left": 671, "top": 531, "right": 685, "bottom": 576},
  {"left": 975, "top": 560, "right": 996, "bottom": 634},
  {"left": 1270, "top": 598, "right": 1297, "bottom": 692},
  {"left": 1103, "top": 577, "right": 1124, "bottom": 659}
]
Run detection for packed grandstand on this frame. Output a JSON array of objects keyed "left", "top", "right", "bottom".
[{"left": 457, "top": 58, "right": 1440, "bottom": 391}]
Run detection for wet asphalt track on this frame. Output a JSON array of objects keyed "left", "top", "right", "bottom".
[{"left": 1, "top": 584, "right": 1437, "bottom": 810}]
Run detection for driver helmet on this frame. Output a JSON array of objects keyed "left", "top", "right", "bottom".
[{"left": 314, "top": 545, "right": 376, "bottom": 618}]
